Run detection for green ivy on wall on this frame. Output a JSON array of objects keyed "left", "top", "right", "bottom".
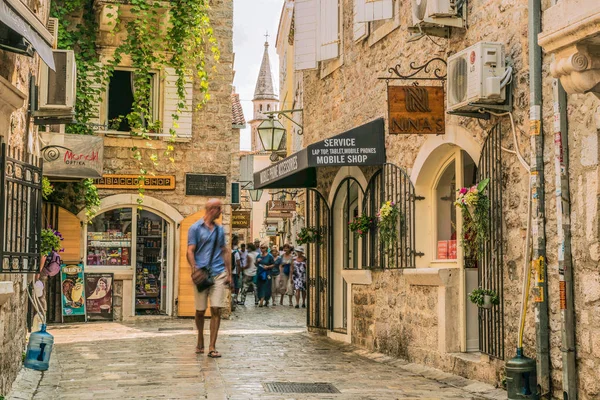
[{"left": 49, "top": 0, "right": 220, "bottom": 210}]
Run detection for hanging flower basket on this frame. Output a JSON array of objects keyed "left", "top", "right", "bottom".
[
  {"left": 348, "top": 215, "right": 375, "bottom": 238},
  {"left": 377, "top": 201, "right": 400, "bottom": 258},
  {"left": 296, "top": 226, "right": 321, "bottom": 245},
  {"left": 468, "top": 288, "right": 499, "bottom": 309},
  {"left": 454, "top": 178, "right": 490, "bottom": 259},
  {"left": 41, "top": 227, "right": 64, "bottom": 256}
]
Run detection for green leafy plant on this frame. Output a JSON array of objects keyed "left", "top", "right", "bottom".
[
  {"left": 454, "top": 179, "right": 490, "bottom": 259},
  {"left": 349, "top": 215, "right": 375, "bottom": 237},
  {"left": 296, "top": 227, "right": 321, "bottom": 245},
  {"left": 81, "top": 179, "right": 101, "bottom": 222},
  {"left": 51, "top": 0, "right": 219, "bottom": 203},
  {"left": 42, "top": 177, "right": 54, "bottom": 200},
  {"left": 468, "top": 287, "right": 499, "bottom": 307},
  {"left": 41, "top": 228, "right": 64, "bottom": 255},
  {"left": 377, "top": 200, "right": 401, "bottom": 258}
]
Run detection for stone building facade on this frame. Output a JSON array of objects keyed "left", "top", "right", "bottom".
[
  {"left": 0, "top": 0, "right": 55, "bottom": 395},
  {"left": 44, "top": 0, "right": 239, "bottom": 320},
  {"left": 264, "top": 0, "right": 600, "bottom": 398}
]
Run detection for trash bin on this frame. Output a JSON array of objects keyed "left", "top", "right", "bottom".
[
  {"left": 505, "top": 348, "right": 538, "bottom": 399},
  {"left": 24, "top": 324, "right": 54, "bottom": 371}
]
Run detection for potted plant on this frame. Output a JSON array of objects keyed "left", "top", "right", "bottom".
[
  {"left": 468, "top": 288, "right": 500, "bottom": 309},
  {"left": 348, "top": 215, "right": 375, "bottom": 237},
  {"left": 377, "top": 201, "right": 400, "bottom": 258},
  {"left": 454, "top": 178, "right": 490, "bottom": 259},
  {"left": 296, "top": 227, "right": 321, "bottom": 245}
]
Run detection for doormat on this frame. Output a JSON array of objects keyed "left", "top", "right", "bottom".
[{"left": 263, "top": 382, "right": 340, "bottom": 394}]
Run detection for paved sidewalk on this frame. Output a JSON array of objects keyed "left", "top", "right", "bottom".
[{"left": 9, "top": 304, "right": 506, "bottom": 399}]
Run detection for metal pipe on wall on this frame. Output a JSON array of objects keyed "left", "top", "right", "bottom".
[
  {"left": 528, "top": 0, "right": 551, "bottom": 396},
  {"left": 552, "top": 79, "right": 578, "bottom": 399}
]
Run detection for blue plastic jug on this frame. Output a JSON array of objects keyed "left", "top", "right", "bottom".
[{"left": 24, "top": 324, "right": 54, "bottom": 371}]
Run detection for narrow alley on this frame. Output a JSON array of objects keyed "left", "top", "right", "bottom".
[{"left": 9, "top": 305, "right": 506, "bottom": 399}]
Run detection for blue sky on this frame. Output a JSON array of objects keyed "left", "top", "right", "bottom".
[{"left": 233, "top": 0, "right": 283, "bottom": 150}]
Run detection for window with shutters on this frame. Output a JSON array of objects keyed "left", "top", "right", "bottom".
[
  {"left": 367, "top": 0, "right": 400, "bottom": 46},
  {"left": 319, "top": 0, "right": 343, "bottom": 78},
  {"left": 105, "top": 69, "right": 159, "bottom": 133}
]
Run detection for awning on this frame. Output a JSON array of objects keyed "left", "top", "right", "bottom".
[
  {"left": 0, "top": 0, "right": 55, "bottom": 70},
  {"left": 254, "top": 118, "right": 386, "bottom": 189}
]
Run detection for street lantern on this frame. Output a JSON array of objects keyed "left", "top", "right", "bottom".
[
  {"left": 257, "top": 116, "right": 286, "bottom": 152},
  {"left": 248, "top": 188, "right": 263, "bottom": 202},
  {"left": 259, "top": 230, "right": 266, "bottom": 239}
]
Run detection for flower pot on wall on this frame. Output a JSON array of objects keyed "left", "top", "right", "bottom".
[{"left": 481, "top": 294, "right": 493, "bottom": 309}]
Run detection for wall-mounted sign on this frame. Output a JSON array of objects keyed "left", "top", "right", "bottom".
[
  {"left": 61, "top": 263, "right": 86, "bottom": 318},
  {"left": 266, "top": 225, "right": 278, "bottom": 236},
  {"left": 40, "top": 133, "right": 104, "bottom": 179},
  {"left": 308, "top": 118, "right": 386, "bottom": 167},
  {"left": 388, "top": 86, "right": 445, "bottom": 135},
  {"left": 94, "top": 175, "right": 175, "bottom": 190},
  {"left": 268, "top": 200, "right": 296, "bottom": 212},
  {"left": 185, "top": 174, "right": 227, "bottom": 196},
  {"left": 232, "top": 211, "right": 251, "bottom": 229},
  {"left": 267, "top": 210, "right": 293, "bottom": 219},
  {"left": 85, "top": 273, "right": 113, "bottom": 321}
]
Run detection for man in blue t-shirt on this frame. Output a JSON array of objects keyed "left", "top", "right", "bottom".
[{"left": 186, "top": 199, "right": 232, "bottom": 358}]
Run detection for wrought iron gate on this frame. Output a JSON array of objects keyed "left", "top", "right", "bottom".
[
  {"left": 477, "top": 123, "right": 505, "bottom": 359},
  {"left": 306, "top": 189, "right": 331, "bottom": 330},
  {"left": 362, "top": 163, "right": 417, "bottom": 269},
  {"left": 0, "top": 142, "right": 43, "bottom": 273}
]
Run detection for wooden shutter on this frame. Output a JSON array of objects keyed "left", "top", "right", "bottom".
[
  {"left": 318, "top": 0, "right": 339, "bottom": 61},
  {"left": 294, "top": 0, "right": 319, "bottom": 70},
  {"left": 86, "top": 64, "right": 103, "bottom": 126},
  {"left": 163, "top": 68, "right": 193, "bottom": 138},
  {"left": 355, "top": 0, "right": 393, "bottom": 22},
  {"left": 353, "top": 0, "right": 368, "bottom": 41}
]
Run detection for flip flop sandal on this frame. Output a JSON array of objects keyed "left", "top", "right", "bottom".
[
  {"left": 195, "top": 347, "right": 204, "bottom": 354},
  {"left": 207, "top": 350, "right": 222, "bottom": 358}
]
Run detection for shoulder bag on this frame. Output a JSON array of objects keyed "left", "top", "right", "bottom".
[{"left": 192, "top": 226, "right": 220, "bottom": 292}]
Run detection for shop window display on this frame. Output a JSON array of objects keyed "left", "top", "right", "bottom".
[
  {"left": 87, "top": 209, "right": 132, "bottom": 266},
  {"left": 135, "top": 210, "right": 167, "bottom": 315}
]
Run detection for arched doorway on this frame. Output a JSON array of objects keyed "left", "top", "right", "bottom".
[
  {"left": 332, "top": 177, "right": 363, "bottom": 332},
  {"left": 79, "top": 195, "right": 183, "bottom": 318}
]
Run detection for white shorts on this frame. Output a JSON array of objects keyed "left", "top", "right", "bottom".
[{"left": 194, "top": 272, "right": 228, "bottom": 311}]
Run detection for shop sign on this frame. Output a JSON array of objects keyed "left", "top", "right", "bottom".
[
  {"left": 40, "top": 133, "right": 104, "bottom": 179},
  {"left": 307, "top": 118, "right": 386, "bottom": 167},
  {"left": 268, "top": 200, "right": 296, "bottom": 212},
  {"left": 185, "top": 174, "right": 227, "bottom": 196},
  {"left": 257, "top": 150, "right": 309, "bottom": 187},
  {"left": 388, "top": 86, "right": 445, "bottom": 135},
  {"left": 85, "top": 273, "right": 114, "bottom": 321},
  {"left": 60, "top": 263, "right": 86, "bottom": 317},
  {"left": 266, "top": 225, "right": 278, "bottom": 236},
  {"left": 94, "top": 175, "right": 175, "bottom": 190},
  {"left": 232, "top": 211, "right": 251, "bottom": 229},
  {"left": 267, "top": 210, "right": 293, "bottom": 219}
]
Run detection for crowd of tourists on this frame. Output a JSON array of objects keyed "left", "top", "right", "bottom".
[{"left": 231, "top": 237, "right": 307, "bottom": 309}]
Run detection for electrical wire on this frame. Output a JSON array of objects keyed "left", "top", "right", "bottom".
[
  {"left": 485, "top": 110, "right": 531, "bottom": 172},
  {"left": 500, "top": 66, "right": 513, "bottom": 88},
  {"left": 518, "top": 177, "right": 533, "bottom": 348},
  {"left": 27, "top": 283, "right": 46, "bottom": 326}
]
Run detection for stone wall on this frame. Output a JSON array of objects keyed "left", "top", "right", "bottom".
[
  {"left": 0, "top": 0, "right": 51, "bottom": 395},
  {"left": 301, "top": 0, "right": 600, "bottom": 397}
]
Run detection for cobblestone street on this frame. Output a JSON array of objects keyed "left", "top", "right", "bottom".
[{"left": 9, "top": 304, "right": 506, "bottom": 399}]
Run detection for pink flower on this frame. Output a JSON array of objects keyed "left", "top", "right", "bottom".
[
  {"left": 469, "top": 187, "right": 477, "bottom": 193},
  {"left": 358, "top": 230, "right": 362, "bottom": 234},
  {"left": 460, "top": 187, "right": 468, "bottom": 195}
]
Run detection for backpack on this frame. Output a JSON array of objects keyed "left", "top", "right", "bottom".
[{"left": 41, "top": 250, "right": 62, "bottom": 277}]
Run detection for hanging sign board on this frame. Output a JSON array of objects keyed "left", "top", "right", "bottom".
[
  {"left": 185, "top": 174, "right": 227, "bottom": 196},
  {"left": 307, "top": 118, "right": 386, "bottom": 167},
  {"left": 94, "top": 175, "right": 175, "bottom": 190},
  {"left": 40, "top": 133, "right": 104, "bottom": 179},
  {"left": 266, "top": 225, "right": 278, "bottom": 236},
  {"left": 232, "top": 211, "right": 251, "bottom": 229},
  {"left": 268, "top": 200, "right": 296, "bottom": 212},
  {"left": 60, "top": 263, "right": 86, "bottom": 317},
  {"left": 267, "top": 210, "right": 293, "bottom": 219},
  {"left": 85, "top": 273, "right": 114, "bottom": 321},
  {"left": 388, "top": 86, "right": 445, "bottom": 135}
]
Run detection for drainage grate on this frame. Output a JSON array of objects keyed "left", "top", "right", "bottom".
[{"left": 263, "top": 382, "right": 340, "bottom": 394}]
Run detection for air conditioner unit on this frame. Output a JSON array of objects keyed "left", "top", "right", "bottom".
[
  {"left": 412, "top": 0, "right": 463, "bottom": 28},
  {"left": 447, "top": 42, "right": 507, "bottom": 113},
  {"left": 39, "top": 49, "right": 76, "bottom": 111}
]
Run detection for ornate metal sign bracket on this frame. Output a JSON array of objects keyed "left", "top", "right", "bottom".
[{"left": 379, "top": 57, "right": 447, "bottom": 84}]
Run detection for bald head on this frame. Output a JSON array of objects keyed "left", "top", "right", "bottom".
[{"left": 204, "top": 198, "right": 222, "bottom": 223}]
